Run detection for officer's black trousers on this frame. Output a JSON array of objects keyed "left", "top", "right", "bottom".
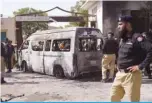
[{"left": 6, "top": 57, "right": 12, "bottom": 72}]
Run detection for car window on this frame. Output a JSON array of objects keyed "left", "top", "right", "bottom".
[
  {"left": 31, "top": 40, "right": 44, "bottom": 51},
  {"left": 22, "top": 40, "right": 29, "bottom": 50},
  {"left": 52, "top": 39, "right": 70, "bottom": 52}
]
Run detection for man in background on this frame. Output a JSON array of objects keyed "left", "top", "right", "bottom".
[
  {"left": 6, "top": 40, "right": 15, "bottom": 73},
  {"left": 101, "top": 32, "right": 119, "bottom": 82},
  {"left": 142, "top": 32, "right": 152, "bottom": 79}
]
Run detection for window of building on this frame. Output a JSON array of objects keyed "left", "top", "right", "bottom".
[
  {"left": 1, "top": 32, "right": 6, "bottom": 42},
  {"left": 92, "top": 6, "right": 97, "bottom": 15},
  {"left": 52, "top": 39, "right": 71, "bottom": 52},
  {"left": 45, "top": 40, "right": 51, "bottom": 51},
  {"left": 31, "top": 40, "right": 44, "bottom": 51}
]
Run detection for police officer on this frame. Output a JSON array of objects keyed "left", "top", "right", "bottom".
[
  {"left": 1, "top": 42, "right": 7, "bottom": 83},
  {"left": 142, "top": 32, "right": 152, "bottom": 79},
  {"left": 110, "top": 16, "right": 152, "bottom": 102},
  {"left": 6, "top": 40, "right": 15, "bottom": 73},
  {"left": 102, "top": 32, "right": 119, "bottom": 82}
]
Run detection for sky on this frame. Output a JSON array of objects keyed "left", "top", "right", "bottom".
[{"left": 1, "top": 0, "right": 79, "bottom": 27}]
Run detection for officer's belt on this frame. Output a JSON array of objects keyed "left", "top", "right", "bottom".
[{"left": 118, "top": 69, "right": 130, "bottom": 73}]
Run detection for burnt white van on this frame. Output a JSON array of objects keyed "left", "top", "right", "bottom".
[{"left": 18, "top": 27, "right": 103, "bottom": 79}]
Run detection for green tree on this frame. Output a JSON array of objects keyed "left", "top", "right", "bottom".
[
  {"left": 70, "top": 0, "right": 88, "bottom": 27},
  {"left": 14, "top": 7, "right": 48, "bottom": 37}
]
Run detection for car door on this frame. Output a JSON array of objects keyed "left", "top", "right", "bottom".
[
  {"left": 30, "top": 40, "right": 44, "bottom": 73},
  {"left": 43, "top": 40, "right": 52, "bottom": 75}
]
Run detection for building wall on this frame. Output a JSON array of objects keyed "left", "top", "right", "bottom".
[
  {"left": 87, "top": 1, "right": 103, "bottom": 33},
  {"left": 103, "top": 1, "right": 147, "bottom": 36},
  {"left": 88, "top": 2, "right": 98, "bottom": 28},
  {"left": 96, "top": 1, "right": 103, "bottom": 33},
  {"left": 1, "top": 18, "right": 16, "bottom": 43},
  {"left": 84, "top": 1, "right": 149, "bottom": 36}
]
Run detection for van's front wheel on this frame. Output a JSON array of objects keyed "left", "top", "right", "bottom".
[
  {"left": 64, "top": 72, "right": 77, "bottom": 80},
  {"left": 53, "top": 66, "right": 64, "bottom": 78}
]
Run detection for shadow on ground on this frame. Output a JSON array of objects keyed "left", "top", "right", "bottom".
[
  {"left": 75, "top": 72, "right": 102, "bottom": 82},
  {"left": 1, "top": 81, "right": 39, "bottom": 85},
  {"left": 5, "top": 71, "right": 52, "bottom": 80}
]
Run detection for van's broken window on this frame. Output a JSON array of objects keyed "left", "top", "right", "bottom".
[
  {"left": 76, "top": 28, "right": 101, "bottom": 36},
  {"left": 22, "top": 40, "right": 29, "bottom": 50},
  {"left": 45, "top": 40, "right": 51, "bottom": 51},
  {"left": 79, "top": 38, "right": 103, "bottom": 52},
  {"left": 52, "top": 39, "right": 71, "bottom": 52},
  {"left": 31, "top": 40, "right": 44, "bottom": 51}
]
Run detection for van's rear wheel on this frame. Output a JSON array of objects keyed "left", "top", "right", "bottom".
[
  {"left": 53, "top": 66, "right": 64, "bottom": 78},
  {"left": 64, "top": 72, "right": 76, "bottom": 80}
]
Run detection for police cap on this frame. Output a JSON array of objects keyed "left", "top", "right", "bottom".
[{"left": 118, "top": 15, "right": 133, "bottom": 23}]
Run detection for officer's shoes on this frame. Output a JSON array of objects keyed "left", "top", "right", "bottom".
[
  {"left": 101, "top": 79, "right": 108, "bottom": 83},
  {"left": 6, "top": 70, "right": 12, "bottom": 73},
  {"left": 108, "top": 78, "right": 113, "bottom": 82}
]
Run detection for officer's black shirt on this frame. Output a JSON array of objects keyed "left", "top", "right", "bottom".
[
  {"left": 6, "top": 45, "right": 14, "bottom": 57},
  {"left": 117, "top": 32, "right": 152, "bottom": 70},
  {"left": 103, "top": 38, "right": 119, "bottom": 55}
]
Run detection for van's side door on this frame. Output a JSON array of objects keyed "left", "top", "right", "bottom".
[
  {"left": 43, "top": 40, "right": 52, "bottom": 75},
  {"left": 30, "top": 40, "right": 44, "bottom": 73}
]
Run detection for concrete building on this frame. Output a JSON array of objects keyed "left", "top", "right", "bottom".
[
  {"left": 82, "top": 1, "right": 103, "bottom": 33},
  {"left": 1, "top": 17, "right": 16, "bottom": 43},
  {"left": 82, "top": 1, "right": 151, "bottom": 36}
]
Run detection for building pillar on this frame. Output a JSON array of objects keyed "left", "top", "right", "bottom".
[{"left": 16, "top": 22, "right": 23, "bottom": 49}]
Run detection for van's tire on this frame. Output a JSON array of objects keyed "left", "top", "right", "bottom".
[
  {"left": 53, "top": 66, "right": 65, "bottom": 78},
  {"left": 21, "top": 61, "right": 28, "bottom": 72},
  {"left": 15, "top": 63, "right": 20, "bottom": 70},
  {"left": 64, "top": 73, "right": 76, "bottom": 80}
]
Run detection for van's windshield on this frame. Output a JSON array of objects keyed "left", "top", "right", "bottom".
[{"left": 76, "top": 28, "right": 101, "bottom": 37}]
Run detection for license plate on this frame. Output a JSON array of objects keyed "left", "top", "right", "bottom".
[{"left": 90, "top": 61, "right": 96, "bottom": 65}]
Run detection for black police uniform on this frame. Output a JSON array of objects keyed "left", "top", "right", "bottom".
[
  {"left": 117, "top": 16, "right": 152, "bottom": 72},
  {"left": 103, "top": 38, "right": 119, "bottom": 55},
  {"left": 6, "top": 44, "right": 15, "bottom": 72},
  {"left": 110, "top": 16, "right": 152, "bottom": 102},
  {"left": 117, "top": 32, "right": 152, "bottom": 72},
  {"left": 143, "top": 32, "right": 152, "bottom": 78}
]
